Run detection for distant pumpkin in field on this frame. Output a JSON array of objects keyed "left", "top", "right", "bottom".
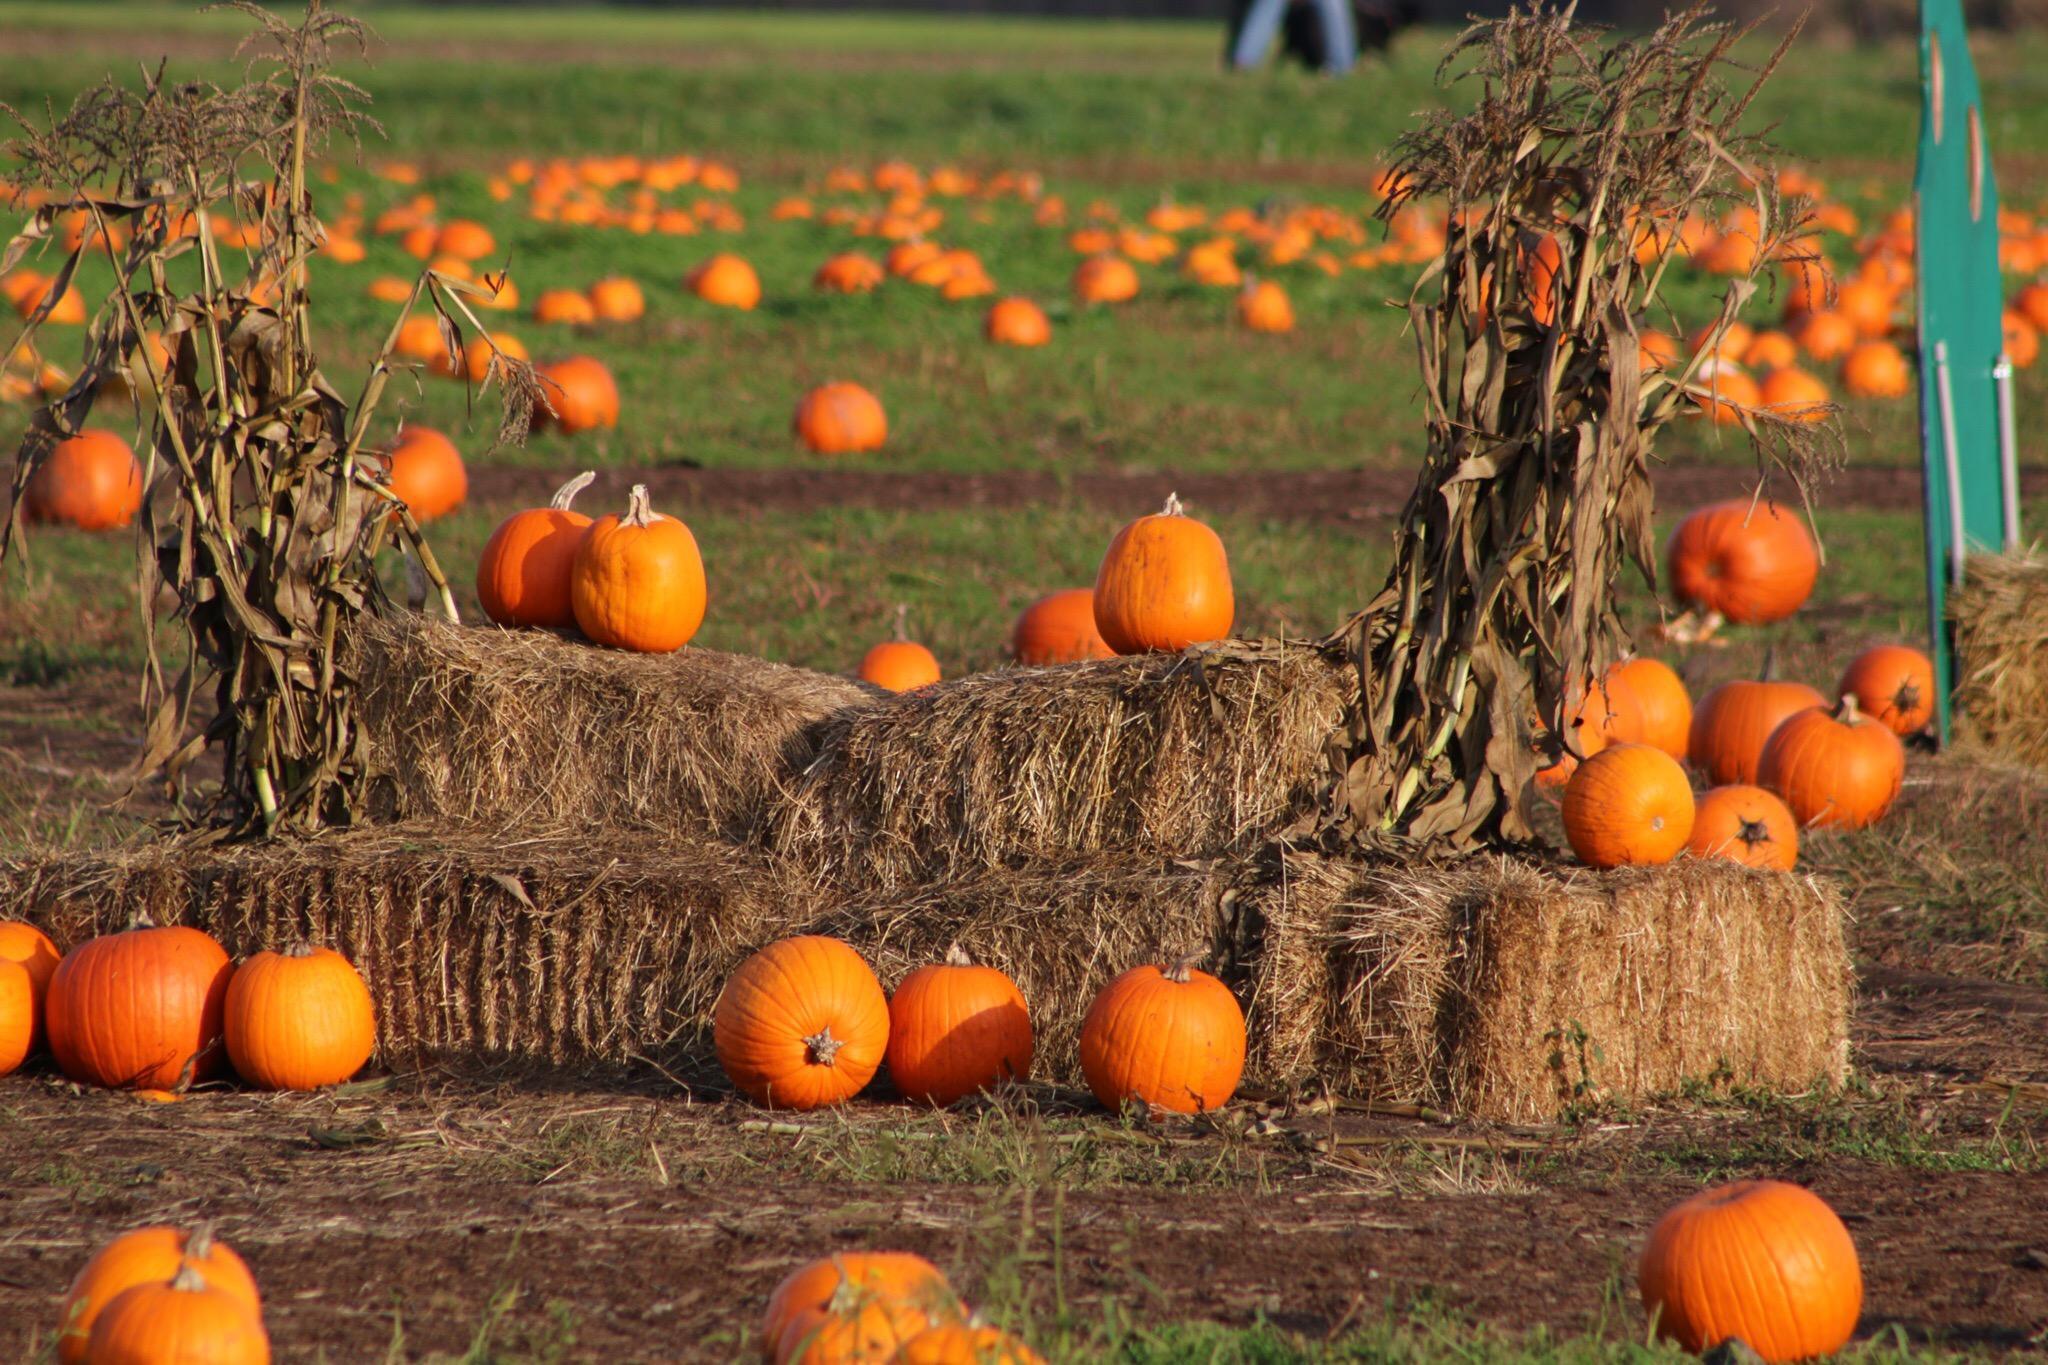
[
  {"left": 813, "top": 252, "right": 886, "bottom": 294},
  {"left": 377, "top": 426, "right": 467, "bottom": 523},
  {"left": 1757, "top": 366, "right": 1831, "bottom": 423},
  {"left": 687, "top": 252, "right": 761, "bottom": 310},
  {"left": 588, "top": 276, "right": 646, "bottom": 323},
  {"left": 1841, "top": 339, "right": 1912, "bottom": 398},
  {"left": 1072, "top": 255, "right": 1139, "bottom": 305},
  {"left": 794, "top": 382, "right": 888, "bottom": 456},
  {"left": 22, "top": 430, "right": 144, "bottom": 531},
  {"left": 984, "top": 297, "right": 1052, "bottom": 347},
  {"left": 1792, "top": 308, "right": 1858, "bottom": 363},
  {"left": 534, "top": 355, "right": 621, "bottom": 435},
  {"left": 1666, "top": 498, "right": 1818, "bottom": 624},
  {"left": 534, "top": 288, "right": 597, "bottom": 326},
  {"left": 1237, "top": 279, "right": 1295, "bottom": 334},
  {"left": 1690, "top": 365, "right": 1760, "bottom": 425},
  {"left": 434, "top": 219, "right": 496, "bottom": 261}
]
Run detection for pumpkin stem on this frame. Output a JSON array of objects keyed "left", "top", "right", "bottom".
[
  {"left": 548, "top": 470, "right": 596, "bottom": 511},
  {"left": 1836, "top": 692, "right": 1864, "bottom": 724},
  {"left": 185, "top": 1222, "right": 217, "bottom": 1260},
  {"left": 1160, "top": 491, "right": 1183, "bottom": 518},
  {"left": 169, "top": 1261, "right": 209, "bottom": 1294},
  {"left": 804, "top": 1026, "right": 843, "bottom": 1068},
  {"left": 124, "top": 909, "right": 158, "bottom": 932},
  {"left": 943, "top": 943, "right": 972, "bottom": 968},
  {"left": 1758, "top": 645, "right": 1778, "bottom": 683},
  {"left": 1737, "top": 816, "right": 1773, "bottom": 849},
  {"left": 1162, "top": 953, "right": 1202, "bottom": 984},
  {"left": 283, "top": 941, "right": 317, "bottom": 959},
  {"left": 621, "top": 483, "right": 656, "bottom": 529},
  {"left": 893, "top": 603, "right": 909, "bottom": 642}
]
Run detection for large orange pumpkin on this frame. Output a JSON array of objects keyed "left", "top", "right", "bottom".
[
  {"left": 0, "top": 920, "right": 60, "bottom": 1050},
  {"left": 534, "top": 355, "right": 621, "bottom": 434},
  {"left": 1836, "top": 643, "right": 1935, "bottom": 736},
  {"left": 886, "top": 947, "right": 1033, "bottom": 1107},
  {"left": 1757, "top": 694, "right": 1905, "bottom": 830},
  {"left": 1603, "top": 657, "right": 1692, "bottom": 763},
  {"left": 223, "top": 944, "right": 377, "bottom": 1091},
  {"left": 1638, "top": 1180, "right": 1862, "bottom": 1363},
  {"left": 1009, "top": 588, "right": 1114, "bottom": 665},
  {"left": 688, "top": 252, "right": 762, "bottom": 310},
  {"left": 1560, "top": 743, "right": 1695, "bottom": 868},
  {"left": 1093, "top": 493, "right": 1234, "bottom": 654},
  {"left": 23, "top": 430, "right": 144, "bottom": 531},
  {"left": 85, "top": 1263, "right": 270, "bottom": 1365},
  {"left": 794, "top": 382, "right": 888, "bottom": 455},
  {"left": 1687, "top": 784, "right": 1799, "bottom": 871},
  {"left": 714, "top": 935, "right": 889, "bottom": 1110},
  {"left": 46, "top": 920, "right": 232, "bottom": 1090},
  {"left": 1072, "top": 255, "right": 1139, "bottom": 305},
  {"left": 0, "top": 961, "right": 32, "bottom": 1077},
  {"left": 763, "top": 1252, "right": 960, "bottom": 1365},
  {"left": 58, "top": 1226, "right": 262, "bottom": 1365},
  {"left": 1078, "top": 960, "right": 1244, "bottom": 1115},
  {"left": 477, "top": 471, "right": 596, "bottom": 629},
  {"left": 378, "top": 426, "right": 467, "bottom": 523},
  {"left": 984, "top": 297, "right": 1052, "bottom": 347},
  {"left": 570, "top": 484, "right": 706, "bottom": 653},
  {"left": 1665, "top": 498, "right": 1818, "bottom": 624},
  {"left": 1689, "top": 678, "right": 1829, "bottom": 786}
]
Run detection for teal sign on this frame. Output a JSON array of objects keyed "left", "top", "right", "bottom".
[{"left": 1916, "top": 0, "right": 2022, "bottom": 743}]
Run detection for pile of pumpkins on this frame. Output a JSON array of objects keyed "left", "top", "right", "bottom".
[
  {"left": 0, "top": 916, "right": 375, "bottom": 1097},
  {"left": 50, "top": 1225, "right": 269, "bottom": 1364}
]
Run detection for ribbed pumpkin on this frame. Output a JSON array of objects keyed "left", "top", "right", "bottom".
[
  {"left": 1757, "top": 695, "right": 1905, "bottom": 830},
  {"left": 1008, "top": 588, "right": 1113, "bottom": 665},
  {"left": 23, "top": 430, "right": 144, "bottom": 531},
  {"left": 377, "top": 426, "right": 467, "bottom": 523},
  {"left": 1093, "top": 493, "right": 1234, "bottom": 654},
  {"left": 894, "top": 1324, "right": 1046, "bottom": 1364},
  {"left": 0, "top": 919, "right": 61, "bottom": 1050},
  {"left": 1689, "top": 678, "right": 1828, "bottom": 786},
  {"left": 795, "top": 382, "right": 888, "bottom": 455},
  {"left": 85, "top": 1262, "right": 271, "bottom": 1365},
  {"left": 58, "top": 1226, "right": 261, "bottom": 1364},
  {"left": 1561, "top": 743, "right": 1695, "bottom": 869},
  {"left": 47, "top": 920, "right": 232, "bottom": 1090},
  {"left": 476, "top": 472, "right": 595, "bottom": 629},
  {"left": 223, "top": 944, "right": 376, "bottom": 1091},
  {"left": 814, "top": 252, "right": 886, "bottom": 294},
  {"left": 1638, "top": 1180, "right": 1862, "bottom": 1363},
  {"left": 714, "top": 936, "right": 889, "bottom": 1110},
  {"left": 1836, "top": 644, "right": 1935, "bottom": 736},
  {"left": 1687, "top": 784, "right": 1799, "bottom": 870},
  {"left": 533, "top": 287, "right": 598, "bottom": 326},
  {"left": 1604, "top": 658, "right": 1693, "bottom": 762},
  {"left": 984, "top": 297, "right": 1051, "bottom": 347},
  {"left": 1236, "top": 279, "right": 1295, "bottom": 333},
  {"left": 688, "top": 252, "right": 762, "bottom": 310},
  {"left": 587, "top": 275, "right": 645, "bottom": 322},
  {"left": 570, "top": 484, "right": 707, "bottom": 653},
  {"left": 763, "top": 1252, "right": 960, "bottom": 1365},
  {"left": 0, "top": 960, "right": 32, "bottom": 1077},
  {"left": 1072, "top": 255, "right": 1139, "bottom": 305},
  {"left": 1078, "top": 959, "right": 1244, "bottom": 1115},
  {"left": 860, "top": 639, "right": 941, "bottom": 692},
  {"left": 534, "top": 355, "right": 620, "bottom": 434},
  {"left": 1666, "top": 499, "right": 1818, "bottom": 624},
  {"left": 886, "top": 947, "right": 1033, "bottom": 1107}
]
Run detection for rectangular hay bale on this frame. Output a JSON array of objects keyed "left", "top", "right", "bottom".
[{"left": 1951, "top": 549, "right": 2048, "bottom": 772}]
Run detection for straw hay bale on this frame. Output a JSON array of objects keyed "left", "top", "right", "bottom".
[
  {"left": 1951, "top": 549, "right": 2048, "bottom": 772},
  {"left": 348, "top": 611, "right": 875, "bottom": 840},
  {"left": 769, "top": 641, "right": 1356, "bottom": 892}
]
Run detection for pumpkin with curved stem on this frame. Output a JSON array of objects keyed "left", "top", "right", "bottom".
[
  {"left": 984, "top": 297, "right": 1051, "bottom": 348},
  {"left": 47, "top": 920, "right": 232, "bottom": 1090},
  {"left": 1687, "top": 784, "right": 1798, "bottom": 870},
  {"left": 814, "top": 252, "right": 886, "bottom": 295},
  {"left": 795, "top": 382, "right": 888, "bottom": 456},
  {"left": 1690, "top": 678, "right": 1829, "bottom": 786},
  {"left": 714, "top": 935, "right": 889, "bottom": 1110},
  {"left": 1666, "top": 499, "right": 1818, "bottom": 625},
  {"left": 763, "top": 1251, "right": 960, "bottom": 1365},
  {"left": 1079, "top": 959, "right": 1244, "bottom": 1115},
  {"left": 1841, "top": 339, "right": 1912, "bottom": 398},
  {"left": 1561, "top": 743, "right": 1695, "bottom": 868},
  {"left": 570, "top": 484, "right": 706, "bottom": 653},
  {"left": 377, "top": 426, "right": 467, "bottom": 523},
  {"left": 534, "top": 355, "right": 621, "bottom": 435},
  {"left": 58, "top": 1226, "right": 261, "bottom": 1364},
  {"left": 887, "top": 947, "right": 1033, "bottom": 1107},
  {"left": 588, "top": 275, "right": 645, "bottom": 322},
  {"left": 688, "top": 252, "right": 762, "bottom": 310},
  {"left": 1603, "top": 658, "right": 1692, "bottom": 763},
  {"left": 1072, "top": 254, "right": 1139, "bottom": 305},
  {"left": 85, "top": 1261, "right": 271, "bottom": 1365},
  {"left": 1639, "top": 1180, "right": 1861, "bottom": 1363},
  {"left": 894, "top": 1324, "right": 1046, "bottom": 1364},
  {"left": 534, "top": 288, "right": 598, "bottom": 326},
  {"left": 1837, "top": 644, "right": 1935, "bottom": 736},
  {"left": 477, "top": 472, "right": 596, "bottom": 629},
  {"left": 1237, "top": 279, "right": 1295, "bottom": 334},
  {"left": 0, "top": 961, "right": 32, "bottom": 1077},
  {"left": 1093, "top": 493, "right": 1234, "bottom": 654},
  {"left": 23, "top": 430, "right": 144, "bottom": 531},
  {"left": 224, "top": 944, "right": 376, "bottom": 1091},
  {"left": 1757, "top": 694, "right": 1905, "bottom": 830},
  {"left": 0, "top": 920, "right": 60, "bottom": 1050},
  {"left": 1009, "top": 588, "right": 1113, "bottom": 665}
]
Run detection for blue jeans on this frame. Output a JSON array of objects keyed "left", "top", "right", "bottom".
[{"left": 1229, "top": 0, "right": 1358, "bottom": 75}]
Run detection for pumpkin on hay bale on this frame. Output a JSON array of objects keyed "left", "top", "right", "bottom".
[{"left": 1949, "top": 548, "right": 2048, "bottom": 774}]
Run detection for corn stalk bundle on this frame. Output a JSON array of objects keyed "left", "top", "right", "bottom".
[
  {"left": 1318, "top": 3, "right": 1840, "bottom": 851},
  {"left": 0, "top": 2, "right": 535, "bottom": 837}
]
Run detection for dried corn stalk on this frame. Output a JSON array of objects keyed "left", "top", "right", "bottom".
[
  {"left": 1, "top": 1, "right": 536, "bottom": 837},
  {"left": 1320, "top": 3, "right": 1840, "bottom": 850}
]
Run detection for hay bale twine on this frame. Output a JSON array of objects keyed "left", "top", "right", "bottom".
[{"left": 1951, "top": 549, "right": 2048, "bottom": 772}]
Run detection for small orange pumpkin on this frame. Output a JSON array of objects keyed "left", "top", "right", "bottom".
[
  {"left": 477, "top": 471, "right": 596, "bottom": 629},
  {"left": 1742, "top": 329, "right": 1800, "bottom": 372},
  {"left": 714, "top": 935, "right": 890, "bottom": 1110},
  {"left": 570, "top": 484, "right": 706, "bottom": 653},
  {"left": 1009, "top": 588, "right": 1114, "bottom": 665},
  {"left": 533, "top": 287, "right": 598, "bottom": 326},
  {"left": 1836, "top": 643, "right": 1935, "bottom": 736},
  {"left": 1757, "top": 694, "right": 1905, "bottom": 830},
  {"left": 984, "top": 297, "right": 1051, "bottom": 347},
  {"left": 1689, "top": 678, "right": 1829, "bottom": 786},
  {"left": 378, "top": 426, "right": 467, "bottom": 523},
  {"left": 1689, "top": 365, "right": 1761, "bottom": 425},
  {"left": 434, "top": 218, "right": 496, "bottom": 261},
  {"left": 688, "top": 252, "right": 762, "bottom": 310},
  {"left": 1840, "top": 339, "right": 1912, "bottom": 398},
  {"left": 794, "top": 382, "right": 888, "bottom": 456},
  {"left": 813, "top": 252, "right": 886, "bottom": 295},
  {"left": 0, "top": 920, "right": 60, "bottom": 1050},
  {"left": 46, "top": 920, "right": 232, "bottom": 1091},
  {"left": 587, "top": 275, "right": 645, "bottom": 322},
  {"left": 534, "top": 355, "right": 621, "bottom": 434},
  {"left": 1603, "top": 658, "right": 1693, "bottom": 763},
  {"left": 1560, "top": 743, "right": 1695, "bottom": 869},
  {"left": 1093, "top": 493, "right": 1234, "bottom": 654},
  {"left": 85, "top": 1261, "right": 270, "bottom": 1365},
  {"left": 860, "top": 639, "right": 941, "bottom": 692},
  {"left": 1792, "top": 308, "right": 1858, "bottom": 362},
  {"left": 223, "top": 944, "right": 376, "bottom": 1091},
  {"left": 1072, "top": 254, "right": 1139, "bottom": 305},
  {"left": 1687, "top": 784, "right": 1799, "bottom": 870},
  {"left": 23, "top": 430, "right": 144, "bottom": 531},
  {"left": 1757, "top": 366, "right": 1832, "bottom": 423},
  {"left": 1639, "top": 1180, "right": 1861, "bottom": 1363},
  {"left": 886, "top": 947, "right": 1033, "bottom": 1107},
  {"left": 1236, "top": 279, "right": 1295, "bottom": 334},
  {"left": 763, "top": 1252, "right": 960, "bottom": 1365},
  {"left": 1666, "top": 499, "right": 1818, "bottom": 624},
  {"left": 393, "top": 313, "right": 448, "bottom": 365},
  {"left": 462, "top": 331, "right": 528, "bottom": 385},
  {"left": 1078, "top": 959, "right": 1244, "bottom": 1115},
  {"left": 59, "top": 1227, "right": 263, "bottom": 1365},
  {"left": 894, "top": 1324, "right": 1046, "bottom": 1364}
]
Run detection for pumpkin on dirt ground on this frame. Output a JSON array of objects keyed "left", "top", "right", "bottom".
[
  {"left": 1757, "top": 694, "right": 1905, "bottom": 830},
  {"left": 1686, "top": 784, "right": 1799, "bottom": 871},
  {"left": 86, "top": 1261, "right": 271, "bottom": 1365},
  {"left": 570, "top": 484, "right": 706, "bottom": 653},
  {"left": 46, "top": 919, "right": 233, "bottom": 1091},
  {"left": 1836, "top": 643, "right": 1935, "bottom": 736},
  {"left": 0, "top": 919, "right": 59, "bottom": 1050},
  {"left": 893, "top": 1323, "right": 1046, "bottom": 1364},
  {"left": 223, "top": 944, "right": 377, "bottom": 1091},
  {"left": 714, "top": 935, "right": 889, "bottom": 1110},
  {"left": 1093, "top": 493, "right": 1234, "bottom": 654},
  {"left": 477, "top": 471, "right": 596, "bottom": 629},
  {"left": 886, "top": 947, "right": 1033, "bottom": 1107},
  {"left": 377, "top": 426, "right": 467, "bottom": 523},
  {"left": 1560, "top": 743, "right": 1695, "bottom": 869},
  {"left": 534, "top": 355, "right": 621, "bottom": 435},
  {"left": 23, "top": 429, "right": 144, "bottom": 531},
  {"left": 1008, "top": 588, "right": 1113, "bottom": 665},
  {"left": 1078, "top": 959, "right": 1245, "bottom": 1115},
  {"left": 763, "top": 1251, "right": 962, "bottom": 1365},
  {"left": 794, "top": 382, "right": 888, "bottom": 455},
  {"left": 1638, "top": 1180, "right": 1862, "bottom": 1363},
  {"left": 1689, "top": 678, "right": 1829, "bottom": 786},
  {"left": 1665, "top": 498, "right": 1818, "bottom": 624},
  {"left": 0, "top": 960, "right": 32, "bottom": 1077},
  {"left": 58, "top": 1226, "right": 261, "bottom": 1364}
]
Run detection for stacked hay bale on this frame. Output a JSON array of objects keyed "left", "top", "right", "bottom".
[{"left": 1951, "top": 549, "right": 2048, "bottom": 773}]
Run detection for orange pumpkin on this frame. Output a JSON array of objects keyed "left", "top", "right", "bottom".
[
  {"left": 570, "top": 484, "right": 706, "bottom": 653},
  {"left": 0, "top": 961, "right": 32, "bottom": 1077},
  {"left": 58, "top": 1227, "right": 262, "bottom": 1365},
  {"left": 1639, "top": 1180, "right": 1861, "bottom": 1363},
  {"left": 894, "top": 1325, "right": 1046, "bottom": 1364},
  {"left": 1637, "top": 329, "right": 1681, "bottom": 372},
  {"left": 1834, "top": 278, "right": 1896, "bottom": 337},
  {"left": 85, "top": 1261, "right": 270, "bottom": 1365},
  {"left": 860, "top": 638, "right": 941, "bottom": 692},
  {"left": 1689, "top": 678, "right": 1829, "bottom": 786},
  {"left": 1236, "top": 279, "right": 1295, "bottom": 333},
  {"left": 713, "top": 935, "right": 890, "bottom": 1110},
  {"left": 22, "top": 430, "right": 143, "bottom": 531},
  {"left": 1690, "top": 365, "right": 1760, "bottom": 425},
  {"left": 0, "top": 920, "right": 60, "bottom": 1050},
  {"left": 2003, "top": 310, "right": 2039, "bottom": 369},
  {"left": 477, "top": 471, "right": 596, "bottom": 629},
  {"left": 534, "top": 288, "right": 598, "bottom": 326},
  {"left": 367, "top": 275, "right": 412, "bottom": 305},
  {"left": 1757, "top": 366, "right": 1832, "bottom": 423},
  {"left": 1687, "top": 784, "right": 1799, "bottom": 871},
  {"left": 1072, "top": 255, "right": 1139, "bottom": 305},
  {"left": 1009, "top": 588, "right": 1114, "bottom": 665},
  {"left": 1535, "top": 679, "right": 1615, "bottom": 791},
  {"left": 378, "top": 426, "right": 467, "bottom": 523},
  {"left": 460, "top": 331, "right": 528, "bottom": 385},
  {"left": 687, "top": 252, "right": 761, "bottom": 310},
  {"left": 587, "top": 275, "right": 645, "bottom": 322},
  {"left": 763, "top": 1252, "right": 960, "bottom": 1365},
  {"left": 1792, "top": 308, "right": 1858, "bottom": 362},
  {"left": 984, "top": 297, "right": 1051, "bottom": 348},
  {"left": 1757, "top": 694, "right": 1905, "bottom": 830},
  {"left": 1561, "top": 743, "right": 1695, "bottom": 868},
  {"left": 46, "top": 920, "right": 233, "bottom": 1091},
  {"left": 1741, "top": 329, "right": 1799, "bottom": 372},
  {"left": 393, "top": 313, "right": 448, "bottom": 365},
  {"left": 794, "top": 382, "right": 888, "bottom": 456},
  {"left": 1666, "top": 498, "right": 1818, "bottom": 624},
  {"left": 886, "top": 947, "right": 1033, "bottom": 1107},
  {"left": 887, "top": 241, "right": 945, "bottom": 278},
  {"left": 1840, "top": 339, "right": 1912, "bottom": 398},
  {"left": 1837, "top": 643, "right": 1935, "bottom": 736},
  {"left": 1078, "top": 959, "right": 1244, "bottom": 1115},
  {"left": 434, "top": 218, "right": 496, "bottom": 261},
  {"left": 534, "top": 355, "right": 621, "bottom": 434},
  {"left": 1093, "top": 493, "right": 1234, "bottom": 654},
  {"left": 813, "top": 252, "right": 886, "bottom": 295},
  {"left": 223, "top": 944, "right": 376, "bottom": 1091},
  {"left": 1689, "top": 320, "right": 1753, "bottom": 368},
  {"left": 2018, "top": 281, "right": 2048, "bottom": 333},
  {"left": 1603, "top": 658, "right": 1692, "bottom": 763}
]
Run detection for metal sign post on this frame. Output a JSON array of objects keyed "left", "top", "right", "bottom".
[{"left": 1915, "top": 0, "right": 2021, "bottom": 744}]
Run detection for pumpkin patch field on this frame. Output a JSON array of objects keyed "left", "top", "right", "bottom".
[{"left": 4, "top": 4, "right": 2048, "bottom": 1361}]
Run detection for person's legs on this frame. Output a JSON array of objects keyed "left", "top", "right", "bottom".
[
  {"left": 1310, "top": 0, "right": 1358, "bottom": 73},
  {"left": 1228, "top": 0, "right": 1291, "bottom": 69}
]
